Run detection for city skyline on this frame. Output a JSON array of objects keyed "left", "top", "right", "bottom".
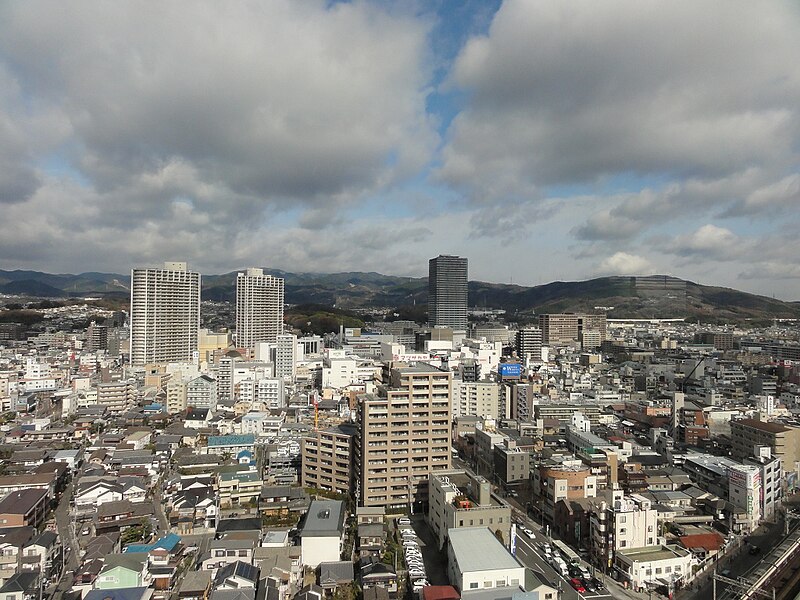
[{"left": 1, "top": 1, "right": 799, "bottom": 300}]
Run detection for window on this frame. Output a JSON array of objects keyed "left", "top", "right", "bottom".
[
  {"left": 665, "top": 567, "right": 671, "bottom": 574},
  {"left": 470, "top": 583, "right": 478, "bottom": 590},
  {"left": 458, "top": 520, "right": 463, "bottom": 526},
  {"left": 215, "top": 550, "right": 224, "bottom": 557},
  {"left": 239, "top": 550, "right": 248, "bottom": 557},
  {"left": 510, "top": 579, "right": 519, "bottom": 586},
  {"left": 619, "top": 528, "right": 626, "bottom": 534},
  {"left": 620, "top": 541, "right": 626, "bottom": 548},
  {"left": 483, "top": 581, "right": 492, "bottom": 588},
  {"left": 655, "top": 568, "right": 662, "bottom": 575},
  {"left": 480, "top": 519, "right": 484, "bottom": 525}
]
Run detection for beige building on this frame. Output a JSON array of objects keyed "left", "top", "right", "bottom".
[
  {"left": 96, "top": 379, "right": 137, "bottom": 414},
  {"left": 730, "top": 418, "right": 800, "bottom": 473},
  {"left": 356, "top": 363, "right": 452, "bottom": 510},
  {"left": 235, "top": 268, "right": 284, "bottom": 349},
  {"left": 452, "top": 380, "right": 501, "bottom": 419},
  {"left": 301, "top": 424, "right": 356, "bottom": 495},
  {"left": 166, "top": 378, "right": 188, "bottom": 414},
  {"left": 533, "top": 461, "right": 598, "bottom": 525},
  {"left": 538, "top": 313, "right": 607, "bottom": 346},
  {"left": 428, "top": 470, "right": 511, "bottom": 550}
]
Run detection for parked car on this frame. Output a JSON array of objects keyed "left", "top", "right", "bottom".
[
  {"left": 591, "top": 577, "right": 605, "bottom": 590},
  {"left": 569, "top": 578, "right": 586, "bottom": 593},
  {"left": 568, "top": 565, "right": 583, "bottom": 579},
  {"left": 398, "top": 517, "right": 411, "bottom": 526},
  {"left": 582, "top": 578, "right": 597, "bottom": 593}
]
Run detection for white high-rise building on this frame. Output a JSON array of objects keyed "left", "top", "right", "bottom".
[
  {"left": 129, "top": 262, "right": 200, "bottom": 365},
  {"left": 236, "top": 268, "right": 285, "bottom": 349},
  {"left": 275, "top": 333, "right": 297, "bottom": 381}
]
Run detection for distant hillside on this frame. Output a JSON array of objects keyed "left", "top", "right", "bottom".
[{"left": 1, "top": 269, "right": 798, "bottom": 322}]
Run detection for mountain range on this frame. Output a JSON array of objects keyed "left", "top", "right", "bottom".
[{"left": 1, "top": 268, "right": 798, "bottom": 322}]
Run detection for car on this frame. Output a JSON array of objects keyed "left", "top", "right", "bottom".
[
  {"left": 590, "top": 577, "right": 605, "bottom": 590},
  {"left": 398, "top": 517, "right": 411, "bottom": 526},
  {"left": 568, "top": 565, "right": 583, "bottom": 578},
  {"left": 412, "top": 580, "right": 429, "bottom": 588},
  {"left": 569, "top": 578, "right": 586, "bottom": 593},
  {"left": 581, "top": 578, "right": 597, "bottom": 593},
  {"left": 523, "top": 528, "right": 534, "bottom": 537},
  {"left": 408, "top": 570, "right": 426, "bottom": 580}
]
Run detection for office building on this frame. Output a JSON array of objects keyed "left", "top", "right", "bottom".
[
  {"left": 235, "top": 268, "right": 285, "bottom": 348},
  {"left": 538, "top": 313, "right": 607, "bottom": 347},
  {"left": 428, "top": 255, "right": 468, "bottom": 330},
  {"left": 275, "top": 333, "right": 297, "bottom": 381},
  {"left": 355, "top": 363, "right": 452, "bottom": 510},
  {"left": 129, "top": 262, "right": 200, "bottom": 365}
]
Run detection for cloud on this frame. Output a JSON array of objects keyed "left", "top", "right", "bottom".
[
  {"left": 439, "top": 0, "right": 800, "bottom": 198},
  {"left": 0, "top": 1, "right": 437, "bottom": 224},
  {"left": 668, "top": 224, "right": 743, "bottom": 259},
  {"left": 724, "top": 174, "right": 800, "bottom": 216},
  {"left": 595, "top": 252, "right": 654, "bottom": 276}
]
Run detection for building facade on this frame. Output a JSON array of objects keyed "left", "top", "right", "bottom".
[
  {"left": 235, "top": 268, "right": 285, "bottom": 348},
  {"left": 428, "top": 255, "right": 468, "bottom": 330},
  {"left": 355, "top": 363, "right": 452, "bottom": 510},
  {"left": 129, "top": 262, "right": 200, "bottom": 365}
]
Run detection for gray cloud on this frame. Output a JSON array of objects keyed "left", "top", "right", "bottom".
[
  {"left": 439, "top": 0, "right": 800, "bottom": 197},
  {"left": 0, "top": 1, "right": 436, "bottom": 230}
]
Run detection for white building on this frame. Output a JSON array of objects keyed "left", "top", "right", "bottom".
[
  {"left": 129, "top": 261, "right": 200, "bottom": 365},
  {"left": 447, "top": 527, "right": 525, "bottom": 592},
  {"left": 745, "top": 446, "right": 783, "bottom": 523},
  {"left": 275, "top": 333, "right": 297, "bottom": 381},
  {"left": 727, "top": 463, "right": 762, "bottom": 530},
  {"left": 300, "top": 500, "right": 345, "bottom": 568},
  {"left": 614, "top": 545, "right": 694, "bottom": 593},
  {"left": 235, "top": 268, "right": 285, "bottom": 349},
  {"left": 187, "top": 375, "right": 218, "bottom": 410}
]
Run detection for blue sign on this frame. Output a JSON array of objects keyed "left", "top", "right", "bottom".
[{"left": 499, "top": 363, "right": 522, "bottom": 377}]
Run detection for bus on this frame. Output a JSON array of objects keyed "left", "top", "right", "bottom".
[{"left": 552, "top": 539, "right": 581, "bottom": 565}]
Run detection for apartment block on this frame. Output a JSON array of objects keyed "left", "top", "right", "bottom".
[
  {"left": 302, "top": 424, "right": 356, "bottom": 496},
  {"left": 129, "top": 261, "right": 200, "bottom": 365},
  {"left": 538, "top": 313, "right": 607, "bottom": 347},
  {"left": 236, "top": 268, "right": 284, "bottom": 348},
  {"left": 356, "top": 363, "right": 452, "bottom": 510},
  {"left": 730, "top": 418, "right": 800, "bottom": 473}
]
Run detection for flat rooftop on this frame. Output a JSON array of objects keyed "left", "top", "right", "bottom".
[{"left": 449, "top": 528, "right": 522, "bottom": 573}]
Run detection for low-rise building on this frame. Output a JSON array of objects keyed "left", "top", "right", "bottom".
[{"left": 446, "top": 527, "right": 525, "bottom": 593}]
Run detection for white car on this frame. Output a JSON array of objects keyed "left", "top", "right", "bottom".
[
  {"left": 408, "top": 570, "right": 426, "bottom": 580},
  {"left": 398, "top": 517, "right": 411, "bottom": 526},
  {"left": 413, "top": 580, "right": 429, "bottom": 588}
]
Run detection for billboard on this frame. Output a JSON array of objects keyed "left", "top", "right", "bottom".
[{"left": 499, "top": 363, "right": 522, "bottom": 378}]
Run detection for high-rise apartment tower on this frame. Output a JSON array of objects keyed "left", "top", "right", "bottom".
[
  {"left": 236, "top": 268, "right": 285, "bottom": 348},
  {"left": 428, "top": 255, "right": 468, "bottom": 330},
  {"left": 129, "top": 261, "right": 200, "bottom": 365}
]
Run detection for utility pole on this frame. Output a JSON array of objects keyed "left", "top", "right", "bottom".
[{"left": 712, "top": 569, "right": 774, "bottom": 600}]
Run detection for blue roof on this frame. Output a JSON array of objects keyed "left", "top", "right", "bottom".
[
  {"left": 208, "top": 434, "right": 255, "bottom": 447},
  {"left": 124, "top": 533, "right": 181, "bottom": 554},
  {"left": 237, "top": 450, "right": 253, "bottom": 458},
  {"left": 144, "top": 403, "right": 163, "bottom": 411}
]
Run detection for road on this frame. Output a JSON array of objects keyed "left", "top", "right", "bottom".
[{"left": 52, "top": 478, "right": 80, "bottom": 600}]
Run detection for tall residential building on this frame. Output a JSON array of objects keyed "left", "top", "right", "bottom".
[
  {"left": 516, "top": 327, "right": 542, "bottom": 363},
  {"left": 235, "top": 268, "right": 285, "bottom": 348},
  {"left": 129, "top": 262, "right": 200, "bottom": 365},
  {"left": 355, "top": 363, "right": 452, "bottom": 510},
  {"left": 428, "top": 255, "right": 468, "bottom": 330},
  {"left": 301, "top": 424, "right": 357, "bottom": 496},
  {"left": 275, "top": 333, "right": 297, "bottom": 381}
]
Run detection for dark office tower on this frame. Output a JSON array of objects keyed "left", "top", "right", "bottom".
[{"left": 428, "top": 255, "right": 468, "bottom": 330}]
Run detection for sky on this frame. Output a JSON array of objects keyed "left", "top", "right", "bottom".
[{"left": 1, "top": 0, "right": 799, "bottom": 300}]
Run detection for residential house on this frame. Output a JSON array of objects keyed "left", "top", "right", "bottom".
[
  {"left": 318, "top": 561, "right": 354, "bottom": 595},
  {"left": 20, "top": 531, "right": 60, "bottom": 580},
  {"left": 0, "top": 572, "right": 38, "bottom": 600},
  {"left": 201, "top": 539, "right": 255, "bottom": 573},
  {"left": 213, "top": 561, "right": 259, "bottom": 589},
  {"left": 0, "top": 489, "right": 48, "bottom": 529},
  {"left": 178, "top": 570, "right": 212, "bottom": 600},
  {"left": 359, "top": 557, "right": 397, "bottom": 594},
  {"left": 95, "top": 553, "right": 150, "bottom": 590}
]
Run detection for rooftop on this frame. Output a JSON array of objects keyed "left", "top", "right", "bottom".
[
  {"left": 449, "top": 527, "right": 522, "bottom": 573},
  {"left": 301, "top": 500, "right": 345, "bottom": 537}
]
